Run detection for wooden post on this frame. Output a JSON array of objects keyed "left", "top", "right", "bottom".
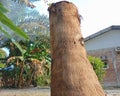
[{"left": 48, "top": 1, "right": 106, "bottom": 96}]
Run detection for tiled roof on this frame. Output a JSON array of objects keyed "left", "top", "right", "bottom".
[{"left": 84, "top": 25, "right": 120, "bottom": 42}]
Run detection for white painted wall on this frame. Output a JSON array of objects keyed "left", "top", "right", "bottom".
[{"left": 85, "top": 30, "right": 120, "bottom": 51}]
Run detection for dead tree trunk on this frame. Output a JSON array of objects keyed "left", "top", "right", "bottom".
[{"left": 48, "top": 1, "right": 106, "bottom": 96}]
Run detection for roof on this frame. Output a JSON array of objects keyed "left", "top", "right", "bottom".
[{"left": 84, "top": 25, "right": 120, "bottom": 42}]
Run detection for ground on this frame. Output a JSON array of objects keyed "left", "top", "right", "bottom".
[
  {"left": 0, "top": 87, "right": 120, "bottom": 96},
  {"left": 0, "top": 87, "right": 50, "bottom": 96}
]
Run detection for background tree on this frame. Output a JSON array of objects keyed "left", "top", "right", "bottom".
[
  {"left": 0, "top": 0, "right": 49, "bottom": 45},
  {"left": 0, "top": 0, "right": 51, "bottom": 88},
  {"left": 18, "top": 11, "right": 49, "bottom": 41},
  {"left": 0, "top": 0, "right": 44, "bottom": 40}
]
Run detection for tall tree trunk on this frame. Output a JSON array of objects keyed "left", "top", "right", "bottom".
[{"left": 48, "top": 1, "right": 106, "bottom": 96}]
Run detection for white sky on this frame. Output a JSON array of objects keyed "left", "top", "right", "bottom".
[{"left": 33, "top": 0, "right": 120, "bottom": 37}]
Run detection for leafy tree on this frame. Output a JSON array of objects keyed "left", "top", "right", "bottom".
[
  {"left": 1, "top": 0, "right": 49, "bottom": 42},
  {"left": 2, "top": 0, "right": 39, "bottom": 25},
  {"left": 88, "top": 56, "right": 105, "bottom": 82},
  {"left": 18, "top": 12, "right": 49, "bottom": 40},
  {"left": 0, "top": 0, "right": 51, "bottom": 88}
]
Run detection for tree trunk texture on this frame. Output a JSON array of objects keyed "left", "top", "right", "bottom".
[{"left": 48, "top": 1, "right": 106, "bottom": 96}]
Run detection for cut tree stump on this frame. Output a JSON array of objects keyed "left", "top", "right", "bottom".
[{"left": 48, "top": 1, "right": 106, "bottom": 96}]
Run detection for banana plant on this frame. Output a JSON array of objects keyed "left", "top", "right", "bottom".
[
  {"left": 0, "top": 3, "right": 29, "bottom": 55},
  {"left": 11, "top": 39, "right": 26, "bottom": 56}
]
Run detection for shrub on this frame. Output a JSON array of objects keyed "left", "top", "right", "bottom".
[{"left": 88, "top": 56, "right": 105, "bottom": 82}]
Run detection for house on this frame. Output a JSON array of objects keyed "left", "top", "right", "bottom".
[{"left": 84, "top": 25, "right": 120, "bottom": 87}]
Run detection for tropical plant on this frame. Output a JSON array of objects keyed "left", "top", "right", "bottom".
[
  {"left": 0, "top": 0, "right": 51, "bottom": 88},
  {"left": 24, "top": 35, "right": 51, "bottom": 86},
  {"left": 0, "top": 0, "right": 51, "bottom": 87},
  {"left": 0, "top": 33, "right": 51, "bottom": 88},
  {"left": 0, "top": 3, "right": 28, "bottom": 39},
  {"left": 0, "top": 48, "right": 7, "bottom": 58}
]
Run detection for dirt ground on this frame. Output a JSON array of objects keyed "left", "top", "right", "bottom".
[
  {"left": 0, "top": 87, "right": 50, "bottom": 96},
  {"left": 0, "top": 87, "right": 120, "bottom": 96}
]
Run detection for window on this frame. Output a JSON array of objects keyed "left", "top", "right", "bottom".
[{"left": 103, "top": 61, "right": 109, "bottom": 69}]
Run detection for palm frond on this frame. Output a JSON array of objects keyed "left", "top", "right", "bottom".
[
  {"left": 0, "top": 11, "right": 29, "bottom": 39},
  {"left": 0, "top": 26, "right": 11, "bottom": 38},
  {"left": 0, "top": 3, "right": 8, "bottom": 13},
  {"left": 11, "top": 39, "right": 26, "bottom": 56},
  {"left": 0, "top": 3, "right": 29, "bottom": 39}
]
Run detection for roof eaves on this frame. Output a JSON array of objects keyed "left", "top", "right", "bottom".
[{"left": 84, "top": 25, "right": 120, "bottom": 42}]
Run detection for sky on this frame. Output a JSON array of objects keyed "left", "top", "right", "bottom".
[{"left": 33, "top": 0, "right": 120, "bottom": 38}]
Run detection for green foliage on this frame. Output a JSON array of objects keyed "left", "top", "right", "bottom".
[
  {"left": 0, "top": 49, "right": 6, "bottom": 74},
  {"left": 0, "top": 0, "right": 51, "bottom": 88},
  {"left": 0, "top": 3, "right": 8, "bottom": 13},
  {"left": 0, "top": 3, "right": 29, "bottom": 39},
  {"left": 88, "top": 56, "right": 105, "bottom": 82},
  {"left": 0, "top": 34, "right": 51, "bottom": 88},
  {"left": 0, "top": 48, "right": 7, "bottom": 58},
  {"left": 0, "top": 63, "right": 5, "bottom": 68},
  {"left": 24, "top": 36, "right": 51, "bottom": 86},
  {"left": 36, "top": 62, "right": 51, "bottom": 86},
  {"left": 11, "top": 39, "right": 26, "bottom": 56}
]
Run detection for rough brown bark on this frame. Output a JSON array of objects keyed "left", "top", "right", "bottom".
[{"left": 48, "top": 1, "right": 106, "bottom": 96}]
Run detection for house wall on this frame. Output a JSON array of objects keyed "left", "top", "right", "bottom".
[
  {"left": 85, "top": 30, "right": 120, "bottom": 51},
  {"left": 87, "top": 47, "right": 120, "bottom": 87}
]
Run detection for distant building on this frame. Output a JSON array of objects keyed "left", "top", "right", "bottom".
[{"left": 84, "top": 25, "right": 120, "bottom": 87}]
